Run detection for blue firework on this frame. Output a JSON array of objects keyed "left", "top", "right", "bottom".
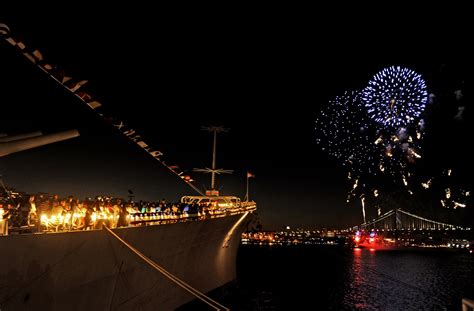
[
  {"left": 362, "top": 66, "right": 428, "bottom": 129},
  {"left": 315, "top": 91, "right": 376, "bottom": 176}
]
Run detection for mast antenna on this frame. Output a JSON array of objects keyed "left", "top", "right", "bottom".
[{"left": 193, "top": 126, "right": 233, "bottom": 194}]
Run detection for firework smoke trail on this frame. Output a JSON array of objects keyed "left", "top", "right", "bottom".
[{"left": 361, "top": 195, "right": 366, "bottom": 224}]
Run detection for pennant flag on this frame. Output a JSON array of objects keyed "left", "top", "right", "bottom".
[
  {"left": 150, "top": 150, "right": 163, "bottom": 158},
  {"left": 69, "top": 80, "right": 88, "bottom": 92},
  {"left": 23, "top": 52, "right": 37, "bottom": 63},
  {"left": 1, "top": 23, "right": 205, "bottom": 196},
  {"left": 137, "top": 141, "right": 148, "bottom": 148},
  {"left": 0, "top": 23, "right": 10, "bottom": 36},
  {"left": 62, "top": 76, "right": 73, "bottom": 84},
  {"left": 32, "top": 49, "right": 43, "bottom": 61},
  {"left": 6, "top": 37, "right": 17, "bottom": 45},
  {"left": 77, "top": 91, "right": 92, "bottom": 101},
  {"left": 86, "top": 101, "right": 102, "bottom": 109},
  {"left": 42, "top": 63, "right": 54, "bottom": 70}
]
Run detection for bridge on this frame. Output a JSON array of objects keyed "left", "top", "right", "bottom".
[
  {"left": 350, "top": 209, "right": 471, "bottom": 249},
  {"left": 355, "top": 209, "right": 470, "bottom": 231}
]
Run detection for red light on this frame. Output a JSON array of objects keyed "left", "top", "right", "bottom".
[
  {"left": 369, "top": 248, "right": 375, "bottom": 252},
  {"left": 369, "top": 238, "right": 374, "bottom": 243},
  {"left": 354, "top": 248, "right": 361, "bottom": 252},
  {"left": 355, "top": 236, "right": 360, "bottom": 242}
]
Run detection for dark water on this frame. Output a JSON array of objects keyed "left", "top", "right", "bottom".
[{"left": 180, "top": 245, "right": 474, "bottom": 310}]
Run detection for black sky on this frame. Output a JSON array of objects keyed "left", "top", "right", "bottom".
[{"left": 1, "top": 9, "right": 472, "bottom": 229}]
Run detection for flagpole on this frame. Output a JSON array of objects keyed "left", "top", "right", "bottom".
[{"left": 245, "top": 174, "right": 249, "bottom": 202}]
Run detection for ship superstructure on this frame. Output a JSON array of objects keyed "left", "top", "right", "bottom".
[{"left": 0, "top": 22, "right": 256, "bottom": 310}]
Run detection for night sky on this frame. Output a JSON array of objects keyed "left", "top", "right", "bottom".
[{"left": 1, "top": 9, "right": 472, "bottom": 229}]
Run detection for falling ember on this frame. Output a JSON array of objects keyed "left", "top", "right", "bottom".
[
  {"left": 421, "top": 179, "right": 432, "bottom": 189},
  {"left": 453, "top": 202, "right": 466, "bottom": 209},
  {"left": 419, "top": 119, "right": 426, "bottom": 129},
  {"left": 379, "top": 164, "right": 385, "bottom": 172},
  {"left": 352, "top": 179, "right": 358, "bottom": 190},
  {"left": 373, "top": 189, "right": 379, "bottom": 197},
  {"left": 441, "top": 200, "right": 446, "bottom": 207},
  {"left": 408, "top": 190, "right": 413, "bottom": 195},
  {"left": 375, "top": 136, "right": 383, "bottom": 145},
  {"left": 402, "top": 175, "right": 408, "bottom": 186},
  {"left": 416, "top": 132, "right": 421, "bottom": 139},
  {"left": 466, "top": 191, "right": 471, "bottom": 197},
  {"left": 447, "top": 169, "right": 452, "bottom": 176},
  {"left": 408, "top": 136, "right": 413, "bottom": 143},
  {"left": 348, "top": 172, "right": 351, "bottom": 180},
  {"left": 377, "top": 207, "right": 381, "bottom": 216},
  {"left": 361, "top": 196, "right": 366, "bottom": 224},
  {"left": 409, "top": 149, "right": 422, "bottom": 159},
  {"left": 445, "top": 188, "right": 451, "bottom": 199}
]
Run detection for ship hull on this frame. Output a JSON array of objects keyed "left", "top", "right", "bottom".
[{"left": 0, "top": 212, "right": 253, "bottom": 310}]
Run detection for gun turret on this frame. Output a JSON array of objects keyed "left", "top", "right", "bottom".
[
  {"left": 0, "top": 130, "right": 79, "bottom": 157},
  {"left": 0, "top": 131, "right": 43, "bottom": 143}
]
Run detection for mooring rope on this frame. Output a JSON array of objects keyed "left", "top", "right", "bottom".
[{"left": 104, "top": 226, "right": 229, "bottom": 310}]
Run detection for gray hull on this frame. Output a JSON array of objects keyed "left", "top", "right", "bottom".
[{"left": 0, "top": 213, "right": 253, "bottom": 310}]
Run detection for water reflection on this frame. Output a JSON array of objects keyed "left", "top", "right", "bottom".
[
  {"left": 179, "top": 246, "right": 474, "bottom": 310},
  {"left": 342, "top": 248, "right": 473, "bottom": 310}
]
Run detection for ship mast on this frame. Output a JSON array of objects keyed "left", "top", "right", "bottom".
[{"left": 193, "top": 126, "right": 233, "bottom": 195}]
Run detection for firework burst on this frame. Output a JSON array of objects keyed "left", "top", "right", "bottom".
[
  {"left": 315, "top": 91, "right": 376, "bottom": 177},
  {"left": 361, "top": 66, "right": 428, "bottom": 130}
]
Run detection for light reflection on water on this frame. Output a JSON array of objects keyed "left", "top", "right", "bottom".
[
  {"left": 179, "top": 246, "right": 474, "bottom": 310},
  {"left": 342, "top": 248, "right": 472, "bottom": 310}
]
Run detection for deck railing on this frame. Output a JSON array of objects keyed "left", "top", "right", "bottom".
[{"left": 3, "top": 203, "right": 257, "bottom": 235}]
